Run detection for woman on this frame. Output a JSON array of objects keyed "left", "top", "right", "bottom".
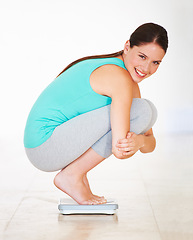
[{"left": 24, "top": 22, "right": 168, "bottom": 205}]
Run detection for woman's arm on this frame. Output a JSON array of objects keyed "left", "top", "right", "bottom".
[
  {"left": 110, "top": 89, "right": 133, "bottom": 158},
  {"left": 94, "top": 65, "right": 133, "bottom": 159},
  {"left": 113, "top": 80, "right": 156, "bottom": 158}
]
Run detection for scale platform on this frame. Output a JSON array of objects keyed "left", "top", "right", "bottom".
[{"left": 58, "top": 198, "right": 118, "bottom": 215}]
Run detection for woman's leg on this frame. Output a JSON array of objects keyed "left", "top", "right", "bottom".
[
  {"left": 26, "top": 105, "right": 112, "bottom": 204},
  {"left": 54, "top": 147, "right": 106, "bottom": 205},
  {"left": 25, "top": 98, "right": 157, "bottom": 205},
  {"left": 54, "top": 98, "right": 157, "bottom": 205},
  {"left": 25, "top": 98, "right": 157, "bottom": 171},
  {"left": 25, "top": 104, "right": 112, "bottom": 172}
]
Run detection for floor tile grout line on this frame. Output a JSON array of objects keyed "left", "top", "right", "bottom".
[
  {"left": 137, "top": 163, "right": 164, "bottom": 240},
  {"left": 3, "top": 198, "right": 24, "bottom": 232},
  {"left": 3, "top": 171, "right": 37, "bottom": 233}
]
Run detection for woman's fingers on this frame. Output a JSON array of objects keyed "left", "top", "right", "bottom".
[
  {"left": 123, "top": 150, "right": 135, "bottom": 156},
  {"left": 116, "top": 137, "right": 136, "bottom": 152},
  {"left": 116, "top": 142, "right": 134, "bottom": 149},
  {"left": 116, "top": 133, "right": 139, "bottom": 158},
  {"left": 118, "top": 147, "right": 134, "bottom": 152},
  {"left": 117, "top": 138, "right": 129, "bottom": 143},
  {"left": 127, "top": 132, "right": 135, "bottom": 138},
  {"left": 117, "top": 139, "right": 133, "bottom": 146},
  {"left": 116, "top": 143, "right": 128, "bottom": 148}
]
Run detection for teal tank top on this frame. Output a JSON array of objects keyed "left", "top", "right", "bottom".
[{"left": 24, "top": 57, "right": 127, "bottom": 148}]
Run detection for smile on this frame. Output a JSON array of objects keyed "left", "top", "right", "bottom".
[{"left": 135, "top": 68, "right": 147, "bottom": 78}]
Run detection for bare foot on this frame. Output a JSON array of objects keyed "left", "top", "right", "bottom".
[
  {"left": 83, "top": 174, "right": 107, "bottom": 203},
  {"left": 54, "top": 169, "right": 104, "bottom": 205}
]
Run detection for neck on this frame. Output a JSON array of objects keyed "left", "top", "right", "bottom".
[{"left": 116, "top": 52, "right": 125, "bottom": 64}]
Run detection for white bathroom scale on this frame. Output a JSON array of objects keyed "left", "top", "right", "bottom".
[{"left": 58, "top": 198, "right": 118, "bottom": 215}]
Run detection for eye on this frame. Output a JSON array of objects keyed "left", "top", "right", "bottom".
[
  {"left": 139, "top": 55, "right": 146, "bottom": 60},
  {"left": 153, "top": 61, "right": 160, "bottom": 65}
]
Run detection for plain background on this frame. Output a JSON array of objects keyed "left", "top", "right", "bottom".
[{"left": 0, "top": 0, "right": 193, "bottom": 156}]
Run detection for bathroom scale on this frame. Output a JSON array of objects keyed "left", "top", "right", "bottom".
[{"left": 58, "top": 198, "right": 118, "bottom": 215}]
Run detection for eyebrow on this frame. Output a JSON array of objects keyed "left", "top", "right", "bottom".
[{"left": 139, "top": 52, "right": 162, "bottom": 62}]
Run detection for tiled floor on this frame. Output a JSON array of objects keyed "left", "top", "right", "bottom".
[{"left": 1, "top": 134, "right": 193, "bottom": 240}]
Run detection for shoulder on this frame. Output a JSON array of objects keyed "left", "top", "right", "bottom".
[
  {"left": 95, "top": 63, "right": 131, "bottom": 80},
  {"left": 90, "top": 64, "right": 133, "bottom": 98},
  {"left": 132, "top": 82, "right": 141, "bottom": 98}
]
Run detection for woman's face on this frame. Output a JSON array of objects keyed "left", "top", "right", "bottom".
[{"left": 123, "top": 41, "right": 165, "bottom": 83}]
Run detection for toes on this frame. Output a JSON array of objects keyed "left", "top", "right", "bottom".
[
  {"left": 82, "top": 200, "right": 93, "bottom": 205},
  {"left": 82, "top": 199, "right": 98, "bottom": 205},
  {"left": 88, "top": 199, "right": 102, "bottom": 205},
  {"left": 82, "top": 197, "right": 107, "bottom": 205},
  {"left": 91, "top": 199, "right": 101, "bottom": 205},
  {"left": 91, "top": 198, "right": 107, "bottom": 205},
  {"left": 93, "top": 195, "right": 105, "bottom": 200},
  {"left": 100, "top": 198, "right": 107, "bottom": 204},
  {"left": 93, "top": 196, "right": 107, "bottom": 204}
]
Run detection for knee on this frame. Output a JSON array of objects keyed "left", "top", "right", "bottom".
[
  {"left": 132, "top": 97, "right": 154, "bottom": 114},
  {"left": 143, "top": 99, "right": 158, "bottom": 123},
  {"left": 131, "top": 98, "right": 157, "bottom": 134}
]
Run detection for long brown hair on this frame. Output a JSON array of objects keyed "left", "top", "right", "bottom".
[
  {"left": 57, "top": 23, "right": 168, "bottom": 78},
  {"left": 56, "top": 50, "right": 124, "bottom": 77}
]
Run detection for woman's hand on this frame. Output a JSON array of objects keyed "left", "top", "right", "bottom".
[{"left": 115, "top": 132, "right": 144, "bottom": 158}]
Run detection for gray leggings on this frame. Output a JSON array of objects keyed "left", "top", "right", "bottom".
[{"left": 25, "top": 98, "right": 157, "bottom": 172}]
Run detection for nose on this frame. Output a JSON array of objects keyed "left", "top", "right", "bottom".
[{"left": 142, "top": 62, "right": 151, "bottom": 73}]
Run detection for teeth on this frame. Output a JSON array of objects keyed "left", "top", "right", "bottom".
[{"left": 135, "top": 68, "right": 145, "bottom": 77}]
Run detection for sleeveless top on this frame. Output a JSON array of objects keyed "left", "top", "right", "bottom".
[{"left": 24, "top": 57, "right": 127, "bottom": 148}]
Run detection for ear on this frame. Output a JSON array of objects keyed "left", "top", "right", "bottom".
[{"left": 123, "top": 40, "right": 131, "bottom": 54}]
